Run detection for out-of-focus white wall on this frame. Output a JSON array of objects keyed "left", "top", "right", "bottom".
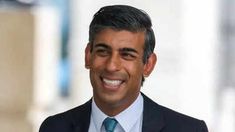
[
  {"left": 179, "top": 0, "right": 218, "bottom": 129},
  {"left": 30, "top": 6, "right": 61, "bottom": 132}
]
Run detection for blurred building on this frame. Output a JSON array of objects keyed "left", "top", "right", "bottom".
[
  {"left": 0, "top": 1, "right": 34, "bottom": 132},
  {"left": 215, "top": 0, "right": 235, "bottom": 131},
  {"left": 0, "top": 1, "right": 61, "bottom": 132}
]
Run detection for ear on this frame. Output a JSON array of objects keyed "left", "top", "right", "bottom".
[
  {"left": 85, "top": 43, "right": 91, "bottom": 69},
  {"left": 143, "top": 53, "right": 157, "bottom": 77}
]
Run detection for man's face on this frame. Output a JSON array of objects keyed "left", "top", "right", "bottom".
[{"left": 85, "top": 28, "right": 156, "bottom": 115}]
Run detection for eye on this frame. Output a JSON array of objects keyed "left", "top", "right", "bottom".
[
  {"left": 121, "top": 52, "right": 136, "bottom": 60},
  {"left": 95, "top": 49, "right": 110, "bottom": 57}
]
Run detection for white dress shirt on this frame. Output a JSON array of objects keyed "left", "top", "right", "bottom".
[{"left": 88, "top": 93, "right": 144, "bottom": 132}]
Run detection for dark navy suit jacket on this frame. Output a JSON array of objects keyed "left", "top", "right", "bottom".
[{"left": 39, "top": 94, "right": 208, "bottom": 132}]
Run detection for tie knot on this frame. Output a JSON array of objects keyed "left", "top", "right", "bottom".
[{"left": 103, "top": 117, "right": 118, "bottom": 132}]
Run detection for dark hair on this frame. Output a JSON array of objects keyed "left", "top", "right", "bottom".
[{"left": 89, "top": 5, "right": 156, "bottom": 85}]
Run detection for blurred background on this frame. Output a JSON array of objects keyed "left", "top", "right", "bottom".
[{"left": 0, "top": 0, "right": 234, "bottom": 132}]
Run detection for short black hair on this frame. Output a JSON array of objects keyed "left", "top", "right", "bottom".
[{"left": 89, "top": 5, "right": 156, "bottom": 85}]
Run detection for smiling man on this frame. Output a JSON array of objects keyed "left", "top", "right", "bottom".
[{"left": 39, "top": 5, "right": 208, "bottom": 132}]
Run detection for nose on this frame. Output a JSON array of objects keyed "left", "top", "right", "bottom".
[{"left": 105, "top": 53, "right": 121, "bottom": 72}]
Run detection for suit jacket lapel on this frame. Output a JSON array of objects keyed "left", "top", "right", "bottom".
[
  {"left": 142, "top": 93, "right": 165, "bottom": 132},
  {"left": 71, "top": 99, "right": 92, "bottom": 132}
]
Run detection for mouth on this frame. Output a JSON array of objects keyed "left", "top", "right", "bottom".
[{"left": 101, "top": 77, "right": 124, "bottom": 90}]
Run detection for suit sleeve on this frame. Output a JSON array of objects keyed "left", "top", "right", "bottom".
[
  {"left": 39, "top": 116, "right": 55, "bottom": 132},
  {"left": 197, "top": 120, "right": 209, "bottom": 132},
  {"left": 39, "top": 116, "right": 72, "bottom": 132}
]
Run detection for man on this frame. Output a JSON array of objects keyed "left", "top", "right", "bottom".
[{"left": 39, "top": 5, "right": 208, "bottom": 132}]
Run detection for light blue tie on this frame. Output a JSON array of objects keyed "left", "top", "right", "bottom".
[{"left": 103, "top": 117, "right": 118, "bottom": 132}]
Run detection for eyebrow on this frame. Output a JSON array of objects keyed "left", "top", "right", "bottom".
[
  {"left": 94, "top": 43, "right": 139, "bottom": 54},
  {"left": 119, "top": 48, "right": 138, "bottom": 54},
  {"left": 94, "top": 43, "right": 111, "bottom": 50}
]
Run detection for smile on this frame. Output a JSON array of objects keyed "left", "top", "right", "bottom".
[{"left": 102, "top": 78, "right": 123, "bottom": 87}]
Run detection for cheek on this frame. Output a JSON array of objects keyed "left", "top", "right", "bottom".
[
  {"left": 124, "top": 62, "right": 144, "bottom": 78},
  {"left": 90, "top": 57, "right": 105, "bottom": 69}
]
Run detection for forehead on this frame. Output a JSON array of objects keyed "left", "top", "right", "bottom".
[{"left": 93, "top": 28, "right": 145, "bottom": 50}]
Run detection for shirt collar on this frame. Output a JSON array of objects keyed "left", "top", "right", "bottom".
[
  {"left": 91, "top": 93, "right": 143, "bottom": 132},
  {"left": 115, "top": 93, "right": 143, "bottom": 131},
  {"left": 91, "top": 99, "right": 107, "bottom": 131}
]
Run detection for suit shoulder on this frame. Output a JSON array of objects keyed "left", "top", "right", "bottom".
[
  {"left": 159, "top": 105, "right": 205, "bottom": 123},
  {"left": 42, "top": 100, "right": 90, "bottom": 123},
  {"left": 39, "top": 100, "right": 91, "bottom": 132},
  {"left": 161, "top": 105, "right": 208, "bottom": 131},
  {"left": 142, "top": 94, "right": 208, "bottom": 131}
]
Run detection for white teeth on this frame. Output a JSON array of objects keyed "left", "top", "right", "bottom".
[{"left": 103, "top": 78, "right": 122, "bottom": 86}]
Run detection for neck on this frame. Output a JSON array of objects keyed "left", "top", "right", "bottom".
[{"left": 94, "top": 93, "right": 140, "bottom": 116}]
